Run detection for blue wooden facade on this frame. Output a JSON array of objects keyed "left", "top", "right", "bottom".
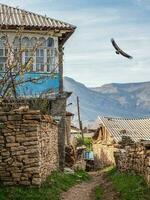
[{"left": 16, "top": 72, "right": 60, "bottom": 97}]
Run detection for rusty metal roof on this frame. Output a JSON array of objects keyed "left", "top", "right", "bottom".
[
  {"left": 100, "top": 117, "right": 150, "bottom": 142},
  {"left": 0, "top": 4, "right": 76, "bottom": 30}
]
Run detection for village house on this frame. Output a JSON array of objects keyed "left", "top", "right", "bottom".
[
  {"left": 0, "top": 3, "right": 76, "bottom": 185},
  {"left": 93, "top": 117, "right": 150, "bottom": 168}
]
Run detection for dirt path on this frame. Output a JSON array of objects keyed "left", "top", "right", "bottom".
[{"left": 61, "top": 171, "right": 119, "bottom": 200}]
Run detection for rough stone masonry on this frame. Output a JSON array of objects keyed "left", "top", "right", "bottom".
[
  {"left": 114, "top": 139, "right": 150, "bottom": 185},
  {"left": 0, "top": 109, "right": 59, "bottom": 186}
]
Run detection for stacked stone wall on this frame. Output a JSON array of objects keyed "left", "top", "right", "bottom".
[
  {"left": 0, "top": 109, "right": 58, "bottom": 186},
  {"left": 115, "top": 141, "right": 150, "bottom": 185}
]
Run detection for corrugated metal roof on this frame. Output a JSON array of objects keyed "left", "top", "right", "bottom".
[
  {"left": 100, "top": 117, "right": 150, "bottom": 142},
  {"left": 0, "top": 4, "right": 76, "bottom": 30}
]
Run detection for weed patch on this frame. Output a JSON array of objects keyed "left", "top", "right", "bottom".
[
  {"left": 107, "top": 168, "right": 150, "bottom": 200},
  {"left": 0, "top": 170, "right": 90, "bottom": 200}
]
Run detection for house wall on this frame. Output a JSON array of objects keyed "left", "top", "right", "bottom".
[
  {"left": 93, "top": 127, "right": 118, "bottom": 168},
  {"left": 0, "top": 109, "right": 58, "bottom": 186},
  {"left": 114, "top": 141, "right": 150, "bottom": 185}
]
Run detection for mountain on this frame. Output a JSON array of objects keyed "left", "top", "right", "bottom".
[{"left": 64, "top": 77, "right": 150, "bottom": 125}]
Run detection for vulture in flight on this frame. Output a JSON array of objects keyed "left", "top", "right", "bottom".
[{"left": 111, "top": 38, "right": 133, "bottom": 59}]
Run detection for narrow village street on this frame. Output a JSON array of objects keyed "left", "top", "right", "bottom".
[{"left": 61, "top": 171, "right": 119, "bottom": 200}]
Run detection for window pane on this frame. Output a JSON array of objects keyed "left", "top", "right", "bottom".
[
  {"left": 40, "top": 49, "right": 44, "bottom": 56},
  {"left": 31, "top": 37, "right": 37, "bottom": 46},
  {"left": 22, "top": 37, "right": 30, "bottom": 47},
  {"left": 25, "top": 50, "right": 29, "bottom": 57},
  {"left": 13, "top": 37, "right": 20, "bottom": 47},
  {"left": 0, "top": 63, "right": 3, "bottom": 71},
  {"left": 36, "top": 49, "right": 40, "bottom": 57},
  {"left": 0, "top": 57, "right": 6, "bottom": 62},
  {"left": 36, "top": 57, "right": 44, "bottom": 63},
  {"left": 0, "top": 37, "right": 6, "bottom": 48},
  {"left": 39, "top": 38, "right": 46, "bottom": 47},
  {"left": 5, "top": 49, "right": 8, "bottom": 56},
  {"left": 36, "top": 48, "right": 44, "bottom": 72},
  {"left": 0, "top": 49, "right": 4, "bottom": 56},
  {"left": 47, "top": 37, "right": 54, "bottom": 47}
]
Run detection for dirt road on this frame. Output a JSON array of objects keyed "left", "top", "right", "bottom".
[{"left": 61, "top": 171, "right": 119, "bottom": 200}]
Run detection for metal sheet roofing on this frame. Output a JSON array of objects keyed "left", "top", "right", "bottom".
[
  {"left": 0, "top": 4, "right": 76, "bottom": 30},
  {"left": 100, "top": 117, "right": 150, "bottom": 142}
]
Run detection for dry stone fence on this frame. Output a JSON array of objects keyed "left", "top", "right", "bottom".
[
  {"left": 0, "top": 107, "right": 59, "bottom": 186},
  {"left": 114, "top": 139, "right": 150, "bottom": 185}
]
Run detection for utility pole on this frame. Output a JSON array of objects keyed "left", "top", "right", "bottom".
[{"left": 77, "top": 96, "right": 84, "bottom": 140}]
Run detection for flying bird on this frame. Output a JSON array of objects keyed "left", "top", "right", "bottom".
[{"left": 111, "top": 38, "right": 133, "bottom": 59}]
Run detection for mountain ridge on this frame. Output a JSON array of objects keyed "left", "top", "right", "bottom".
[{"left": 64, "top": 77, "right": 150, "bottom": 125}]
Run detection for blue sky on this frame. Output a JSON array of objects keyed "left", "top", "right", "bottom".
[{"left": 1, "top": 0, "right": 150, "bottom": 86}]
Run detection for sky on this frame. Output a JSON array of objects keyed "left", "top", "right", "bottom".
[{"left": 1, "top": 0, "right": 150, "bottom": 86}]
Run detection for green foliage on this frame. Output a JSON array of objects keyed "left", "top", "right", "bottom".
[
  {"left": 76, "top": 134, "right": 92, "bottom": 151},
  {"left": 0, "top": 170, "right": 90, "bottom": 200},
  {"left": 107, "top": 168, "right": 150, "bottom": 200},
  {"left": 94, "top": 186, "right": 103, "bottom": 200}
]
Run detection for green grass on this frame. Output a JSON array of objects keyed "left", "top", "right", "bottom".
[
  {"left": 76, "top": 134, "right": 92, "bottom": 151},
  {"left": 94, "top": 186, "right": 103, "bottom": 200},
  {"left": 107, "top": 168, "right": 150, "bottom": 200},
  {"left": 0, "top": 170, "right": 90, "bottom": 200}
]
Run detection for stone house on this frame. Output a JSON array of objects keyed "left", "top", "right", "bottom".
[
  {"left": 93, "top": 117, "right": 150, "bottom": 168},
  {"left": 0, "top": 4, "right": 76, "bottom": 171}
]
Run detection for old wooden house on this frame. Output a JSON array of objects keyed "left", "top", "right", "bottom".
[{"left": 93, "top": 117, "right": 150, "bottom": 168}]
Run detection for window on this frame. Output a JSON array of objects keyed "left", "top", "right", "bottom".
[
  {"left": 36, "top": 49, "right": 44, "bottom": 71},
  {"left": 0, "top": 36, "right": 7, "bottom": 71},
  {"left": 22, "top": 37, "right": 30, "bottom": 48},
  {"left": 31, "top": 37, "right": 37, "bottom": 47},
  {"left": 47, "top": 37, "right": 54, "bottom": 47},
  {"left": 13, "top": 37, "right": 20, "bottom": 48},
  {"left": 0, "top": 36, "right": 58, "bottom": 73},
  {"left": 24, "top": 50, "right": 34, "bottom": 71},
  {"left": 39, "top": 37, "right": 46, "bottom": 48},
  {"left": 47, "top": 48, "right": 56, "bottom": 72}
]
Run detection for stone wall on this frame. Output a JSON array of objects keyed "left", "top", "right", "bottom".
[
  {"left": 0, "top": 109, "right": 58, "bottom": 186},
  {"left": 114, "top": 140, "right": 150, "bottom": 185},
  {"left": 1, "top": 93, "right": 70, "bottom": 171}
]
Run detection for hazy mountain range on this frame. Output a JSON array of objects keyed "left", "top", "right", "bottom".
[{"left": 64, "top": 77, "right": 150, "bottom": 125}]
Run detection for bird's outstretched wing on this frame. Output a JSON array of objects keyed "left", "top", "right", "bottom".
[{"left": 111, "top": 38, "right": 133, "bottom": 59}]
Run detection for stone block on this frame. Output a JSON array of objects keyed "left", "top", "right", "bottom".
[
  {"left": 23, "top": 158, "right": 39, "bottom": 165},
  {"left": 6, "top": 136, "right": 16, "bottom": 143},
  {"left": 23, "top": 114, "right": 41, "bottom": 121},
  {"left": 22, "top": 141, "right": 38, "bottom": 146},
  {"left": 6, "top": 143, "right": 19, "bottom": 148},
  {"left": 25, "top": 132, "right": 38, "bottom": 137},
  {"left": 32, "top": 177, "right": 41, "bottom": 185},
  {"left": 24, "top": 167, "right": 39, "bottom": 173},
  {"left": 0, "top": 116, "right": 7, "bottom": 122},
  {"left": 11, "top": 151, "right": 25, "bottom": 156},
  {"left": 19, "top": 181, "right": 31, "bottom": 185},
  {"left": 8, "top": 115, "right": 22, "bottom": 121},
  {"left": 16, "top": 135, "right": 26, "bottom": 143},
  {"left": 11, "top": 146, "right": 26, "bottom": 152},
  {"left": 1, "top": 150, "right": 10, "bottom": 157}
]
